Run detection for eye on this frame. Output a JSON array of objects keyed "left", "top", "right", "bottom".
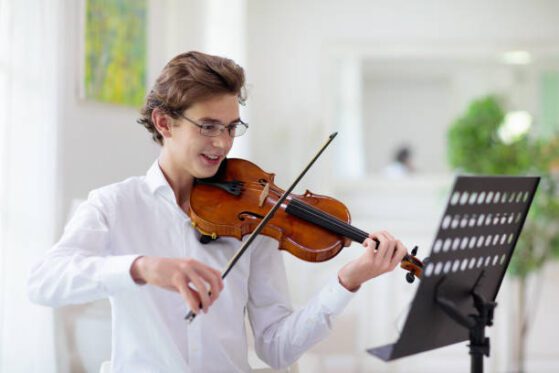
[{"left": 200, "top": 122, "right": 220, "bottom": 132}]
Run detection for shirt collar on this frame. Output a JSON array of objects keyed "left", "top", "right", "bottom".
[{"left": 145, "top": 159, "right": 171, "bottom": 195}]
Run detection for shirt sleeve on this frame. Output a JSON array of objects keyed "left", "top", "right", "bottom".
[
  {"left": 27, "top": 190, "right": 142, "bottom": 307},
  {"left": 246, "top": 237, "right": 355, "bottom": 369}
]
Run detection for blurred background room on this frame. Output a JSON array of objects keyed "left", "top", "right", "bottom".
[{"left": 1, "top": 0, "right": 559, "bottom": 372}]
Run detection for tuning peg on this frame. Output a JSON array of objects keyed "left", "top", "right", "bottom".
[
  {"left": 406, "top": 271, "right": 415, "bottom": 284},
  {"left": 411, "top": 245, "right": 418, "bottom": 256}
]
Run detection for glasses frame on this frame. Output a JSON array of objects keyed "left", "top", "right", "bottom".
[{"left": 177, "top": 113, "right": 249, "bottom": 138}]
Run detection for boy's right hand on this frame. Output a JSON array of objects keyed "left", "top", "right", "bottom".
[{"left": 130, "top": 256, "right": 223, "bottom": 314}]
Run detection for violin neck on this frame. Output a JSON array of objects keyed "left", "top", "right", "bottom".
[
  {"left": 286, "top": 198, "right": 415, "bottom": 263},
  {"left": 285, "top": 198, "right": 369, "bottom": 244}
]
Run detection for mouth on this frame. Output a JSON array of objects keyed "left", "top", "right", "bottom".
[{"left": 200, "top": 153, "right": 222, "bottom": 166}]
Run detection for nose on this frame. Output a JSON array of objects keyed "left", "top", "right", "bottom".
[{"left": 211, "top": 129, "right": 233, "bottom": 150}]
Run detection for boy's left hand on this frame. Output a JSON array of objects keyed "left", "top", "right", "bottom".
[{"left": 337, "top": 230, "right": 408, "bottom": 292}]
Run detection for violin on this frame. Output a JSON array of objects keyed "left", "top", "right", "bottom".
[{"left": 188, "top": 158, "right": 424, "bottom": 282}]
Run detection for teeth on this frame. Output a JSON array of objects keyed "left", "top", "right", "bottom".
[{"left": 204, "top": 154, "right": 219, "bottom": 160}]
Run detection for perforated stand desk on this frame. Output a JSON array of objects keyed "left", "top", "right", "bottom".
[{"left": 367, "top": 175, "right": 540, "bottom": 373}]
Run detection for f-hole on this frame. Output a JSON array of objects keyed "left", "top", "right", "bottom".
[{"left": 238, "top": 211, "right": 265, "bottom": 221}]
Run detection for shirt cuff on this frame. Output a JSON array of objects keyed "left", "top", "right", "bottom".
[
  {"left": 318, "top": 276, "right": 356, "bottom": 317},
  {"left": 98, "top": 254, "right": 143, "bottom": 295}
]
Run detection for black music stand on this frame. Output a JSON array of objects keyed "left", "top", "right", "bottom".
[{"left": 367, "top": 175, "right": 540, "bottom": 373}]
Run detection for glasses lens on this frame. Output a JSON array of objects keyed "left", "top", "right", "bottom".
[
  {"left": 230, "top": 123, "right": 247, "bottom": 137},
  {"left": 199, "top": 123, "right": 222, "bottom": 137},
  {"left": 196, "top": 120, "right": 247, "bottom": 137}
]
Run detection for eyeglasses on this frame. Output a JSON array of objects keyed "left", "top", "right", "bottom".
[{"left": 178, "top": 113, "right": 249, "bottom": 138}]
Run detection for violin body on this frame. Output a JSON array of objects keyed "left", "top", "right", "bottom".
[{"left": 188, "top": 158, "right": 352, "bottom": 262}]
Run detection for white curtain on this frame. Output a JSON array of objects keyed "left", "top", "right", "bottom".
[{"left": 0, "top": 0, "right": 60, "bottom": 371}]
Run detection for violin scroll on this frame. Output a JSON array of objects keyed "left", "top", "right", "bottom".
[{"left": 401, "top": 246, "right": 424, "bottom": 283}]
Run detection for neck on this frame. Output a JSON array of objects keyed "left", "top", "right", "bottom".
[{"left": 158, "top": 150, "right": 194, "bottom": 207}]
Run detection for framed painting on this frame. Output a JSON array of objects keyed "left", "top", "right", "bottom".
[{"left": 81, "top": 0, "right": 147, "bottom": 107}]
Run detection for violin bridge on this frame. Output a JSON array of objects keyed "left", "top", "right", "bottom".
[{"left": 259, "top": 182, "right": 270, "bottom": 208}]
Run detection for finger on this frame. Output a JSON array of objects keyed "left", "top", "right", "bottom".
[
  {"left": 211, "top": 268, "right": 224, "bottom": 291},
  {"left": 193, "top": 264, "right": 223, "bottom": 296},
  {"left": 363, "top": 238, "right": 380, "bottom": 259},
  {"left": 369, "top": 231, "right": 389, "bottom": 250},
  {"left": 362, "top": 237, "right": 373, "bottom": 250},
  {"left": 192, "top": 261, "right": 223, "bottom": 289},
  {"left": 391, "top": 241, "right": 408, "bottom": 268},
  {"left": 370, "top": 230, "right": 397, "bottom": 247},
  {"left": 388, "top": 243, "right": 404, "bottom": 271},
  {"left": 186, "top": 287, "right": 205, "bottom": 314},
  {"left": 177, "top": 280, "right": 201, "bottom": 314},
  {"left": 374, "top": 234, "right": 392, "bottom": 262},
  {"left": 196, "top": 267, "right": 223, "bottom": 304},
  {"left": 373, "top": 231, "right": 397, "bottom": 262},
  {"left": 370, "top": 237, "right": 380, "bottom": 250},
  {"left": 364, "top": 235, "right": 383, "bottom": 262},
  {"left": 383, "top": 238, "right": 398, "bottom": 262},
  {"left": 381, "top": 230, "right": 396, "bottom": 241},
  {"left": 185, "top": 270, "right": 211, "bottom": 313},
  {"left": 369, "top": 230, "right": 388, "bottom": 241},
  {"left": 365, "top": 232, "right": 385, "bottom": 252}
]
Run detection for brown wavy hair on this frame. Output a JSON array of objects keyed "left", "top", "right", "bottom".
[{"left": 138, "top": 51, "right": 246, "bottom": 145}]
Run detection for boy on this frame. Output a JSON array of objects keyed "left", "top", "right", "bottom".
[{"left": 28, "top": 51, "right": 408, "bottom": 372}]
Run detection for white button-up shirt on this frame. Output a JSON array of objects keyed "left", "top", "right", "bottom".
[{"left": 27, "top": 160, "right": 355, "bottom": 372}]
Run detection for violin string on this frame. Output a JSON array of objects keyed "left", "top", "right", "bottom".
[
  {"left": 288, "top": 199, "right": 354, "bottom": 237},
  {"left": 288, "top": 200, "right": 418, "bottom": 275},
  {"left": 230, "top": 184, "right": 365, "bottom": 241},
  {"left": 285, "top": 201, "right": 414, "bottom": 263},
  {"left": 217, "top": 182, "right": 416, "bottom": 265},
  {"left": 215, "top": 182, "right": 401, "bottom": 249},
  {"left": 288, "top": 199, "right": 369, "bottom": 242},
  {"left": 290, "top": 201, "right": 417, "bottom": 264},
  {"left": 292, "top": 199, "right": 368, "bottom": 239},
  {"left": 235, "top": 183, "right": 370, "bottom": 242}
]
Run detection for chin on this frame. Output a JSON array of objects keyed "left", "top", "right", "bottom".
[{"left": 194, "top": 166, "right": 220, "bottom": 179}]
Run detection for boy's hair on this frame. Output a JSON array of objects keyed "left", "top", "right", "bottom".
[{"left": 138, "top": 51, "right": 246, "bottom": 145}]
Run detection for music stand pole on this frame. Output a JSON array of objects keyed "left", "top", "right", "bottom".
[{"left": 436, "top": 275, "right": 497, "bottom": 373}]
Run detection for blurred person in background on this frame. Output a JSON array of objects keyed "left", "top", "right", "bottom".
[{"left": 383, "top": 145, "right": 415, "bottom": 178}]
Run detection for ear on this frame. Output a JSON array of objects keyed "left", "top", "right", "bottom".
[{"left": 152, "top": 109, "right": 174, "bottom": 140}]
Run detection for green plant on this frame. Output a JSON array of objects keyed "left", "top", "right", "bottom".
[
  {"left": 447, "top": 95, "right": 559, "bottom": 372},
  {"left": 448, "top": 96, "right": 533, "bottom": 174}
]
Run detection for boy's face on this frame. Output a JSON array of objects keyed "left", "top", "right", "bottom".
[{"left": 165, "top": 94, "right": 238, "bottom": 179}]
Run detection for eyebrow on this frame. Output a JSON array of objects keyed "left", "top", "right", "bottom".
[{"left": 198, "top": 117, "right": 242, "bottom": 125}]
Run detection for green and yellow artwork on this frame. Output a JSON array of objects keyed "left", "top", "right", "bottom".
[{"left": 84, "top": 0, "right": 147, "bottom": 107}]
